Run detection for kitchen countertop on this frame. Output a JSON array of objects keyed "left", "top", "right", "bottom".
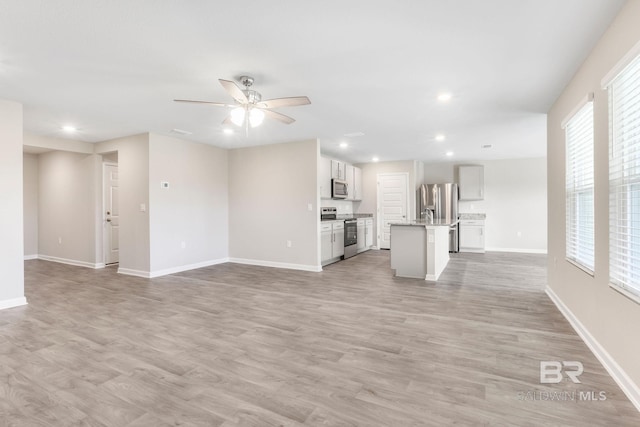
[
  {"left": 391, "top": 219, "right": 459, "bottom": 227},
  {"left": 459, "top": 213, "right": 486, "bottom": 220},
  {"left": 322, "top": 213, "right": 374, "bottom": 221}
]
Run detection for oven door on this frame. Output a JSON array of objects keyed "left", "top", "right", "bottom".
[{"left": 343, "top": 219, "right": 358, "bottom": 259}]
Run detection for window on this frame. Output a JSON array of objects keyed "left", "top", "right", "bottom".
[
  {"left": 564, "top": 98, "right": 594, "bottom": 273},
  {"left": 608, "top": 53, "right": 640, "bottom": 298}
]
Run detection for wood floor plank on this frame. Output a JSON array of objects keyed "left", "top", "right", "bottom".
[{"left": 0, "top": 251, "right": 636, "bottom": 425}]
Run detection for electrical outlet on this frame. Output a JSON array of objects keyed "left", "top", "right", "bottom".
[
  {"left": 286, "top": 240, "right": 292, "bottom": 248},
  {"left": 161, "top": 181, "right": 170, "bottom": 189},
  {"left": 517, "top": 231, "right": 522, "bottom": 237},
  {"left": 140, "top": 203, "right": 146, "bottom": 212},
  {"left": 181, "top": 241, "right": 186, "bottom": 249},
  {"left": 307, "top": 203, "right": 313, "bottom": 211}
]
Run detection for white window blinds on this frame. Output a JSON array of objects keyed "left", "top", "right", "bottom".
[
  {"left": 564, "top": 100, "right": 594, "bottom": 272},
  {"left": 608, "top": 53, "right": 640, "bottom": 297}
]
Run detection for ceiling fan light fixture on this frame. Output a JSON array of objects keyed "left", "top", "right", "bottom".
[
  {"left": 249, "top": 108, "right": 265, "bottom": 127},
  {"left": 230, "top": 107, "right": 245, "bottom": 126}
]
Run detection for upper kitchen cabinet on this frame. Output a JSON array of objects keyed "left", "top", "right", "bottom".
[
  {"left": 353, "top": 166, "right": 363, "bottom": 201},
  {"left": 319, "top": 156, "right": 332, "bottom": 199},
  {"left": 345, "top": 164, "right": 354, "bottom": 200},
  {"left": 458, "top": 165, "right": 484, "bottom": 200},
  {"left": 331, "top": 159, "right": 347, "bottom": 181}
]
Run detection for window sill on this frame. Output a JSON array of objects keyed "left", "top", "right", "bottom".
[
  {"left": 566, "top": 258, "right": 594, "bottom": 277},
  {"left": 610, "top": 283, "right": 640, "bottom": 305}
]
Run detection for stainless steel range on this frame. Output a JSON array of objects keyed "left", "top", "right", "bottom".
[{"left": 343, "top": 218, "right": 358, "bottom": 259}]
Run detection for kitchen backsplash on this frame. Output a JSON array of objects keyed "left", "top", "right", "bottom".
[{"left": 321, "top": 199, "right": 355, "bottom": 214}]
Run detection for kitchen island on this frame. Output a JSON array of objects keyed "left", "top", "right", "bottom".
[{"left": 390, "top": 220, "right": 457, "bottom": 281}]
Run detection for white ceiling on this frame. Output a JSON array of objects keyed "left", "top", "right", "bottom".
[{"left": 0, "top": 0, "right": 626, "bottom": 164}]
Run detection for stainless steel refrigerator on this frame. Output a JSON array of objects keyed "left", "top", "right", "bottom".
[{"left": 417, "top": 183, "right": 459, "bottom": 252}]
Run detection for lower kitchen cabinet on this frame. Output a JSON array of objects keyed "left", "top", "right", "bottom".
[
  {"left": 321, "top": 221, "right": 345, "bottom": 266},
  {"left": 365, "top": 219, "right": 373, "bottom": 248},
  {"left": 459, "top": 219, "right": 485, "bottom": 253}
]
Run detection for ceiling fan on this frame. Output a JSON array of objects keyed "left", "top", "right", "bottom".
[{"left": 174, "top": 76, "right": 311, "bottom": 128}]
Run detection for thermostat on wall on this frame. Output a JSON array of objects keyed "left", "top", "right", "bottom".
[{"left": 161, "top": 181, "right": 170, "bottom": 189}]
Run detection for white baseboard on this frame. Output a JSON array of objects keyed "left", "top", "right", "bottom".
[
  {"left": 24, "top": 254, "right": 38, "bottom": 260},
  {"left": 148, "top": 258, "right": 229, "bottom": 278},
  {"left": 0, "top": 297, "right": 28, "bottom": 311},
  {"left": 228, "top": 257, "right": 322, "bottom": 272},
  {"left": 486, "top": 247, "right": 547, "bottom": 254},
  {"left": 546, "top": 286, "right": 640, "bottom": 412},
  {"left": 117, "top": 268, "right": 151, "bottom": 278},
  {"left": 37, "top": 255, "right": 105, "bottom": 269}
]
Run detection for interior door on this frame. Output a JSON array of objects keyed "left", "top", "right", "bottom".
[
  {"left": 377, "top": 173, "right": 409, "bottom": 249},
  {"left": 103, "top": 163, "right": 119, "bottom": 264}
]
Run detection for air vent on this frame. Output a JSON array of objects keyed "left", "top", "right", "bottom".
[
  {"left": 344, "top": 131, "right": 365, "bottom": 137},
  {"left": 482, "top": 144, "right": 493, "bottom": 149},
  {"left": 171, "top": 128, "right": 192, "bottom": 136}
]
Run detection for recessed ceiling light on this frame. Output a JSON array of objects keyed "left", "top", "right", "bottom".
[
  {"left": 435, "top": 134, "right": 446, "bottom": 142},
  {"left": 446, "top": 151, "right": 454, "bottom": 157},
  {"left": 372, "top": 157, "right": 379, "bottom": 162},
  {"left": 339, "top": 142, "right": 348, "bottom": 149},
  {"left": 437, "top": 93, "right": 452, "bottom": 102},
  {"left": 62, "top": 125, "right": 77, "bottom": 132},
  {"left": 223, "top": 128, "right": 234, "bottom": 135},
  {"left": 171, "top": 128, "right": 192, "bottom": 135}
]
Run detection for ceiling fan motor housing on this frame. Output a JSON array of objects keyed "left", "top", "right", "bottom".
[{"left": 243, "top": 90, "right": 262, "bottom": 104}]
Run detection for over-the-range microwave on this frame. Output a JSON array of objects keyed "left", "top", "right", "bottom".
[{"left": 332, "top": 179, "right": 348, "bottom": 199}]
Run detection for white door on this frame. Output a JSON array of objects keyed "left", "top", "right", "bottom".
[
  {"left": 377, "top": 173, "right": 409, "bottom": 249},
  {"left": 103, "top": 163, "right": 119, "bottom": 264}
]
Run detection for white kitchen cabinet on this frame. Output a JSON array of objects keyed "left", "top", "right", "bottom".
[
  {"left": 333, "top": 222, "right": 345, "bottom": 258},
  {"left": 321, "top": 223, "right": 333, "bottom": 263},
  {"left": 346, "top": 164, "right": 354, "bottom": 200},
  {"left": 356, "top": 219, "right": 366, "bottom": 252},
  {"left": 331, "top": 159, "right": 347, "bottom": 180},
  {"left": 352, "top": 167, "right": 363, "bottom": 201},
  {"left": 319, "top": 156, "right": 332, "bottom": 199},
  {"left": 321, "top": 221, "right": 345, "bottom": 266},
  {"left": 365, "top": 219, "right": 373, "bottom": 248},
  {"left": 458, "top": 165, "right": 484, "bottom": 200},
  {"left": 459, "top": 219, "right": 485, "bottom": 253}
]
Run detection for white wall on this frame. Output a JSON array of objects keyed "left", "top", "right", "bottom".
[
  {"left": 547, "top": 0, "right": 640, "bottom": 406},
  {"left": 421, "top": 158, "right": 547, "bottom": 253},
  {"left": 23, "top": 153, "right": 39, "bottom": 258},
  {"left": 96, "top": 134, "right": 150, "bottom": 275},
  {"left": 37, "top": 151, "right": 101, "bottom": 266},
  {"left": 148, "top": 134, "right": 229, "bottom": 275},
  {"left": 228, "top": 139, "right": 319, "bottom": 270},
  {"left": 0, "top": 100, "right": 26, "bottom": 309}
]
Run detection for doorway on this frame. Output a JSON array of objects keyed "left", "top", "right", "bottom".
[
  {"left": 377, "top": 172, "right": 409, "bottom": 249},
  {"left": 103, "top": 162, "right": 119, "bottom": 265}
]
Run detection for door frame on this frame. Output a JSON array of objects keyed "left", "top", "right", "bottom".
[
  {"left": 102, "top": 161, "right": 118, "bottom": 265},
  {"left": 376, "top": 172, "right": 410, "bottom": 249}
]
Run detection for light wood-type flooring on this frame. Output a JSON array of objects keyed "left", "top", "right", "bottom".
[{"left": 1, "top": 251, "right": 639, "bottom": 426}]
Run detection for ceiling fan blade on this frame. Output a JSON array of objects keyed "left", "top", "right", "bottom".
[
  {"left": 174, "top": 99, "right": 234, "bottom": 107},
  {"left": 219, "top": 79, "right": 248, "bottom": 104},
  {"left": 257, "top": 96, "right": 311, "bottom": 109},
  {"left": 263, "top": 109, "right": 296, "bottom": 124}
]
